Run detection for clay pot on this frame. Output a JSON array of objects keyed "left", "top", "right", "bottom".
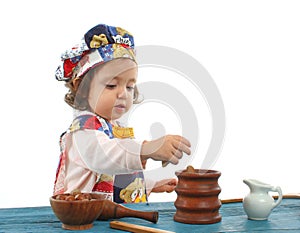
[{"left": 174, "top": 169, "right": 222, "bottom": 224}]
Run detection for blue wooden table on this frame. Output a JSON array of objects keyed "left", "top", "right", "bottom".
[{"left": 0, "top": 198, "right": 300, "bottom": 232}]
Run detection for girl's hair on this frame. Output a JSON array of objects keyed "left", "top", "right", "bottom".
[{"left": 64, "top": 64, "right": 141, "bottom": 111}]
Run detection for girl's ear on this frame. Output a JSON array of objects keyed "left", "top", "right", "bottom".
[{"left": 72, "top": 77, "right": 82, "bottom": 92}]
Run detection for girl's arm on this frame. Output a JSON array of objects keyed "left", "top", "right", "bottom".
[
  {"left": 70, "top": 130, "right": 191, "bottom": 175},
  {"left": 70, "top": 129, "right": 143, "bottom": 174}
]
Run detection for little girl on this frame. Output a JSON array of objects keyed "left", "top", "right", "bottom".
[{"left": 54, "top": 24, "right": 191, "bottom": 203}]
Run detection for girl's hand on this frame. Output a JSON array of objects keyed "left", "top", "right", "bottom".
[
  {"left": 140, "top": 135, "right": 191, "bottom": 165},
  {"left": 150, "top": 178, "right": 177, "bottom": 194}
]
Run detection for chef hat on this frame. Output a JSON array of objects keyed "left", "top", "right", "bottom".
[{"left": 55, "top": 24, "right": 136, "bottom": 81}]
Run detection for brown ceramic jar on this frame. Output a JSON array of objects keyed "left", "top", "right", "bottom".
[{"left": 174, "top": 169, "right": 222, "bottom": 224}]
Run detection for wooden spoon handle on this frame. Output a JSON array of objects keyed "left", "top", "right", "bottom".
[
  {"left": 110, "top": 221, "right": 175, "bottom": 233},
  {"left": 119, "top": 207, "right": 158, "bottom": 223},
  {"left": 98, "top": 200, "right": 159, "bottom": 223}
]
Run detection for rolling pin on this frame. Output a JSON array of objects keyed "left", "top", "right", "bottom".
[
  {"left": 110, "top": 221, "right": 175, "bottom": 233},
  {"left": 97, "top": 199, "right": 159, "bottom": 223}
]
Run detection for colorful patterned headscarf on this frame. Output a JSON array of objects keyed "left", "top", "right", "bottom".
[{"left": 55, "top": 24, "right": 136, "bottom": 81}]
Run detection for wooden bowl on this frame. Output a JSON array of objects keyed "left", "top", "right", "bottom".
[{"left": 50, "top": 193, "right": 106, "bottom": 230}]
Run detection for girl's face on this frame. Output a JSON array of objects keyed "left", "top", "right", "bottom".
[{"left": 88, "top": 59, "right": 138, "bottom": 121}]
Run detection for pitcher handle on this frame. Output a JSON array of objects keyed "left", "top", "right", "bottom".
[{"left": 271, "top": 186, "right": 282, "bottom": 209}]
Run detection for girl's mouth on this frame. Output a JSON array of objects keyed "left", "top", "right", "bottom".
[{"left": 114, "top": 104, "right": 126, "bottom": 111}]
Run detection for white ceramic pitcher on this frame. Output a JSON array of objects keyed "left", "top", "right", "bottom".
[{"left": 243, "top": 179, "right": 282, "bottom": 220}]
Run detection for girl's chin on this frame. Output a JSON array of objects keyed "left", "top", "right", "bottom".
[
  {"left": 110, "top": 112, "right": 126, "bottom": 121},
  {"left": 94, "top": 109, "right": 127, "bottom": 121}
]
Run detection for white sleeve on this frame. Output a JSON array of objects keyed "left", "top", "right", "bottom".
[{"left": 70, "top": 129, "right": 143, "bottom": 174}]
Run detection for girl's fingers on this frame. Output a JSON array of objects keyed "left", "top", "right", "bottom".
[
  {"left": 173, "top": 135, "right": 191, "bottom": 147},
  {"left": 168, "top": 154, "right": 179, "bottom": 165},
  {"left": 173, "top": 149, "right": 183, "bottom": 159},
  {"left": 173, "top": 140, "right": 191, "bottom": 155},
  {"left": 161, "top": 135, "right": 192, "bottom": 167}
]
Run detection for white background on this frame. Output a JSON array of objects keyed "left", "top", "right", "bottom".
[{"left": 0, "top": 0, "right": 299, "bottom": 208}]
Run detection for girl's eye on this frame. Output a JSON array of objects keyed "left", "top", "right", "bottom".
[
  {"left": 127, "top": 86, "right": 134, "bottom": 91},
  {"left": 106, "top": 84, "right": 117, "bottom": 89}
]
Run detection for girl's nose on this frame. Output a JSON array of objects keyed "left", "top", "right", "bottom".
[{"left": 117, "top": 86, "right": 127, "bottom": 99}]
